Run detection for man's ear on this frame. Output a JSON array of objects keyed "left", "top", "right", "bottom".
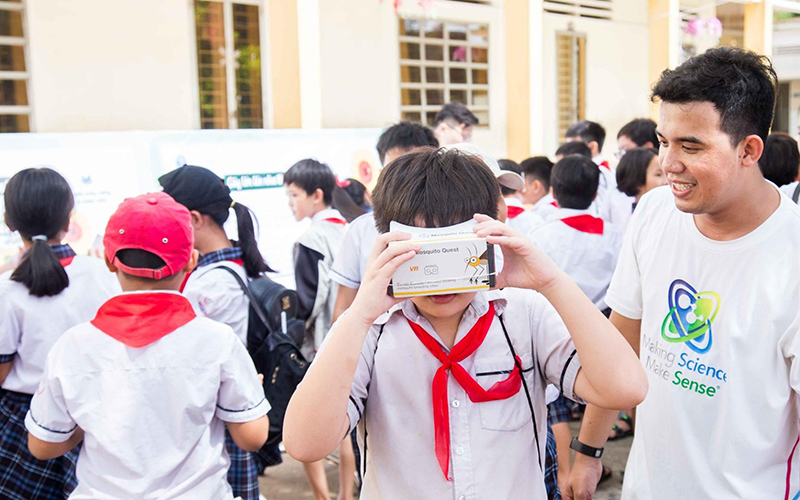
[{"left": 740, "top": 135, "right": 764, "bottom": 169}]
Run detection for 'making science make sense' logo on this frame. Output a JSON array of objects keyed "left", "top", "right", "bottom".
[{"left": 641, "top": 279, "right": 727, "bottom": 398}]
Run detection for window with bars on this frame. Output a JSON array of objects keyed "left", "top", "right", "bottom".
[
  {"left": 544, "top": 1, "right": 613, "bottom": 21},
  {"left": 399, "top": 18, "right": 489, "bottom": 126},
  {"left": 0, "top": 0, "right": 30, "bottom": 133},
  {"left": 556, "top": 32, "right": 586, "bottom": 141},
  {"left": 195, "top": 0, "right": 264, "bottom": 129}
]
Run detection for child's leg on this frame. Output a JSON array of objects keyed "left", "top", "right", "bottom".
[
  {"left": 302, "top": 460, "right": 331, "bottom": 500},
  {"left": 337, "top": 434, "right": 356, "bottom": 500}
]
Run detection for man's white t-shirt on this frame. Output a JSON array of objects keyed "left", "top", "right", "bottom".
[
  {"left": 330, "top": 212, "right": 379, "bottom": 289},
  {"left": 606, "top": 186, "right": 800, "bottom": 500}
]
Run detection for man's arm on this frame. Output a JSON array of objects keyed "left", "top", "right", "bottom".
[
  {"left": 28, "top": 428, "right": 84, "bottom": 461},
  {"left": 564, "top": 312, "right": 642, "bottom": 500}
]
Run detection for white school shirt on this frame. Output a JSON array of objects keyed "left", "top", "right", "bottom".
[
  {"left": 0, "top": 256, "right": 119, "bottom": 394},
  {"left": 593, "top": 155, "right": 634, "bottom": 233},
  {"left": 529, "top": 208, "right": 622, "bottom": 311},
  {"left": 606, "top": 186, "right": 800, "bottom": 500},
  {"left": 183, "top": 260, "right": 249, "bottom": 346},
  {"left": 781, "top": 180, "right": 800, "bottom": 201},
  {"left": 504, "top": 197, "right": 545, "bottom": 238},
  {"left": 26, "top": 291, "right": 269, "bottom": 500},
  {"left": 329, "top": 212, "right": 379, "bottom": 289},
  {"left": 316, "top": 288, "right": 583, "bottom": 500},
  {"left": 531, "top": 193, "right": 559, "bottom": 220}
]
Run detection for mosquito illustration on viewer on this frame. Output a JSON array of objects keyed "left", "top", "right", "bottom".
[{"left": 464, "top": 243, "right": 489, "bottom": 284}]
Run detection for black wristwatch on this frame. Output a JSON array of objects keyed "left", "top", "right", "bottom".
[{"left": 570, "top": 437, "right": 604, "bottom": 459}]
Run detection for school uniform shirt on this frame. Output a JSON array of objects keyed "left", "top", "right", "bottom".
[
  {"left": 529, "top": 208, "right": 622, "bottom": 311},
  {"left": 0, "top": 252, "right": 120, "bottom": 395},
  {"left": 504, "top": 197, "right": 544, "bottom": 238},
  {"left": 183, "top": 247, "right": 249, "bottom": 346},
  {"left": 318, "top": 288, "right": 584, "bottom": 500},
  {"left": 593, "top": 155, "right": 634, "bottom": 233},
  {"left": 780, "top": 180, "right": 800, "bottom": 202},
  {"left": 294, "top": 208, "right": 346, "bottom": 351},
  {"left": 606, "top": 186, "right": 800, "bottom": 500},
  {"left": 25, "top": 290, "right": 269, "bottom": 500},
  {"left": 531, "top": 194, "right": 559, "bottom": 221},
  {"left": 329, "top": 212, "right": 379, "bottom": 290}
]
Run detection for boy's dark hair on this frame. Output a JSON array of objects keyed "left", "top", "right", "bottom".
[
  {"left": 341, "top": 178, "right": 368, "bottom": 207},
  {"left": 376, "top": 121, "right": 438, "bottom": 164},
  {"left": 617, "top": 118, "right": 658, "bottom": 147},
  {"left": 116, "top": 249, "right": 168, "bottom": 273},
  {"left": 5, "top": 168, "right": 74, "bottom": 297},
  {"left": 565, "top": 120, "right": 606, "bottom": 151},
  {"left": 434, "top": 102, "right": 479, "bottom": 127},
  {"left": 555, "top": 141, "right": 592, "bottom": 159},
  {"left": 284, "top": 159, "right": 336, "bottom": 206},
  {"left": 520, "top": 156, "right": 554, "bottom": 191},
  {"left": 498, "top": 159, "right": 522, "bottom": 196},
  {"left": 550, "top": 155, "right": 600, "bottom": 210},
  {"left": 372, "top": 147, "right": 499, "bottom": 233},
  {"left": 616, "top": 147, "right": 659, "bottom": 197},
  {"left": 760, "top": 133, "right": 800, "bottom": 187},
  {"left": 651, "top": 46, "right": 778, "bottom": 145}
]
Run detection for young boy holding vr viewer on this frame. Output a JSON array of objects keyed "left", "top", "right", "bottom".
[{"left": 284, "top": 147, "right": 647, "bottom": 500}]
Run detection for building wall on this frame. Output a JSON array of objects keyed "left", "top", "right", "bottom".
[
  {"left": 538, "top": 0, "right": 650, "bottom": 158},
  {"left": 26, "top": 0, "right": 197, "bottom": 132}
]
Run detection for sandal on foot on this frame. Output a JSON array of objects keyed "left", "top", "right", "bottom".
[
  {"left": 597, "top": 466, "right": 613, "bottom": 486},
  {"left": 608, "top": 413, "right": 633, "bottom": 441}
]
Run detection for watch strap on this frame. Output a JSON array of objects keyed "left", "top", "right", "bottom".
[{"left": 570, "top": 437, "right": 604, "bottom": 459}]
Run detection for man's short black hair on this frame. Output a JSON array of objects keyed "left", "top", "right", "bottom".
[
  {"left": 372, "top": 147, "right": 499, "bottom": 233},
  {"left": 284, "top": 159, "right": 336, "bottom": 206},
  {"left": 565, "top": 120, "right": 606, "bottom": 151},
  {"left": 618, "top": 119, "right": 658, "bottom": 147},
  {"left": 498, "top": 159, "right": 522, "bottom": 196},
  {"left": 520, "top": 156, "right": 554, "bottom": 191},
  {"left": 760, "top": 133, "right": 800, "bottom": 187},
  {"left": 616, "top": 147, "right": 659, "bottom": 197},
  {"left": 550, "top": 155, "right": 600, "bottom": 210},
  {"left": 376, "top": 121, "right": 438, "bottom": 164},
  {"left": 434, "top": 102, "right": 479, "bottom": 127},
  {"left": 651, "top": 46, "right": 778, "bottom": 145},
  {"left": 555, "top": 141, "right": 592, "bottom": 159}
]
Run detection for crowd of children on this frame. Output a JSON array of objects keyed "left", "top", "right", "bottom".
[{"left": 1, "top": 46, "right": 800, "bottom": 500}]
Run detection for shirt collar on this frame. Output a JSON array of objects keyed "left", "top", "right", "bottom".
[
  {"left": 312, "top": 208, "right": 345, "bottom": 224},
  {"left": 592, "top": 154, "right": 607, "bottom": 165},
  {"left": 374, "top": 289, "right": 508, "bottom": 327},
  {"left": 546, "top": 207, "right": 596, "bottom": 222},
  {"left": 49, "top": 244, "right": 76, "bottom": 260},
  {"left": 197, "top": 246, "right": 244, "bottom": 267},
  {"left": 533, "top": 193, "right": 555, "bottom": 209},
  {"left": 504, "top": 197, "right": 524, "bottom": 209}
]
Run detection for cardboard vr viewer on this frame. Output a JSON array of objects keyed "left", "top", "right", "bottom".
[{"left": 387, "top": 220, "right": 496, "bottom": 297}]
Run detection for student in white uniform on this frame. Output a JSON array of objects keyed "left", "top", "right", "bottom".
[
  {"left": 283, "top": 148, "right": 647, "bottom": 500},
  {"left": 566, "top": 47, "right": 800, "bottom": 500},
  {"left": 520, "top": 156, "right": 556, "bottom": 221},
  {"left": 498, "top": 159, "right": 545, "bottom": 237},
  {"left": 760, "top": 133, "right": 800, "bottom": 200},
  {"left": 159, "top": 164, "right": 275, "bottom": 499},
  {"left": 283, "top": 159, "right": 350, "bottom": 500},
  {"left": 26, "top": 192, "right": 270, "bottom": 500},
  {"left": 0, "top": 168, "right": 119, "bottom": 500}
]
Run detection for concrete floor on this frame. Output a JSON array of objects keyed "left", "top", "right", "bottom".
[{"left": 259, "top": 425, "right": 632, "bottom": 500}]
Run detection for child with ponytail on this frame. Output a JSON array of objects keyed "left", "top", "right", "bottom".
[
  {"left": 159, "top": 164, "right": 273, "bottom": 500},
  {"left": 0, "top": 167, "right": 119, "bottom": 499}
]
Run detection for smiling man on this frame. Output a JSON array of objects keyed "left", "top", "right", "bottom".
[{"left": 563, "top": 47, "right": 800, "bottom": 500}]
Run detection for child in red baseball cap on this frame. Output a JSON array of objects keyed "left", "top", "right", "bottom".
[{"left": 25, "top": 192, "right": 270, "bottom": 500}]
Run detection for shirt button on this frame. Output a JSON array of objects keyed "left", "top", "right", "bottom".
[
  {"left": 452, "top": 400, "right": 460, "bottom": 408},
  {"left": 456, "top": 446, "right": 464, "bottom": 455}
]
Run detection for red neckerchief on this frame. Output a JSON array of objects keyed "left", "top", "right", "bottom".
[
  {"left": 599, "top": 160, "right": 610, "bottom": 170},
  {"left": 59, "top": 257, "right": 75, "bottom": 267},
  {"left": 324, "top": 217, "right": 346, "bottom": 225},
  {"left": 91, "top": 293, "right": 197, "bottom": 348},
  {"left": 550, "top": 200, "right": 559, "bottom": 208},
  {"left": 560, "top": 214, "right": 604, "bottom": 235},
  {"left": 179, "top": 258, "right": 244, "bottom": 293},
  {"left": 506, "top": 206, "right": 525, "bottom": 219},
  {"left": 406, "top": 302, "right": 522, "bottom": 480}
]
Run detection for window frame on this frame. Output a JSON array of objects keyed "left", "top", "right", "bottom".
[
  {"left": 190, "top": 0, "right": 273, "bottom": 130},
  {"left": 555, "top": 30, "right": 586, "bottom": 143},
  {"left": 0, "top": 0, "right": 33, "bottom": 132}
]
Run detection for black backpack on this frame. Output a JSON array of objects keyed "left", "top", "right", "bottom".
[{"left": 212, "top": 266, "right": 309, "bottom": 455}]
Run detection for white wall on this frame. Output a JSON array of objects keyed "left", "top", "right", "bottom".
[
  {"left": 26, "top": 0, "right": 197, "bottom": 132},
  {"left": 537, "top": 0, "right": 650, "bottom": 158}
]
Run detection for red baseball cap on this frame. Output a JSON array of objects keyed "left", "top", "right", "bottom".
[{"left": 103, "top": 192, "right": 194, "bottom": 279}]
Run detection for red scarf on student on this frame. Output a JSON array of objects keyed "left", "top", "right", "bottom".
[
  {"left": 91, "top": 293, "right": 197, "bottom": 348},
  {"left": 406, "top": 302, "right": 522, "bottom": 480},
  {"left": 560, "top": 214, "right": 604, "bottom": 235},
  {"left": 506, "top": 205, "right": 525, "bottom": 219},
  {"left": 324, "top": 217, "right": 346, "bottom": 225}
]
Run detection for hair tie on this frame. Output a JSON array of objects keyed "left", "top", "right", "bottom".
[
  {"left": 336, "top": 177, "right": 351, "bottom": 188},
  {"left": 230, "top": 201, "right": 236, "bottom": 208},
  {"left": 31, "top": 235, "right": 47, "bottom": 242}
]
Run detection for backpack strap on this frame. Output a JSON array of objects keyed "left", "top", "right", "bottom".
[
  {"left": 792, "top": 183, "right": 800, "bottom": 204},
  {"left": 209, "top": 265, "right": 271, "bottom": 331},
  {"left": 497, "top": 314, "right": 543, "bottom": 471}
]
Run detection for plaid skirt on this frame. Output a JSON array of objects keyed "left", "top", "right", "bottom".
[
  {"left": 225, "top": 429, "right": 260, "bottom": 500},
  {"left": 544, "top": 422, "right": 561, "bottom": 500},
  {"left": 0, "top": 390, "right": 78, "bottom": 500},
  {"left": 547, "top": 394, "right": 573, "bottom": 426}
]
